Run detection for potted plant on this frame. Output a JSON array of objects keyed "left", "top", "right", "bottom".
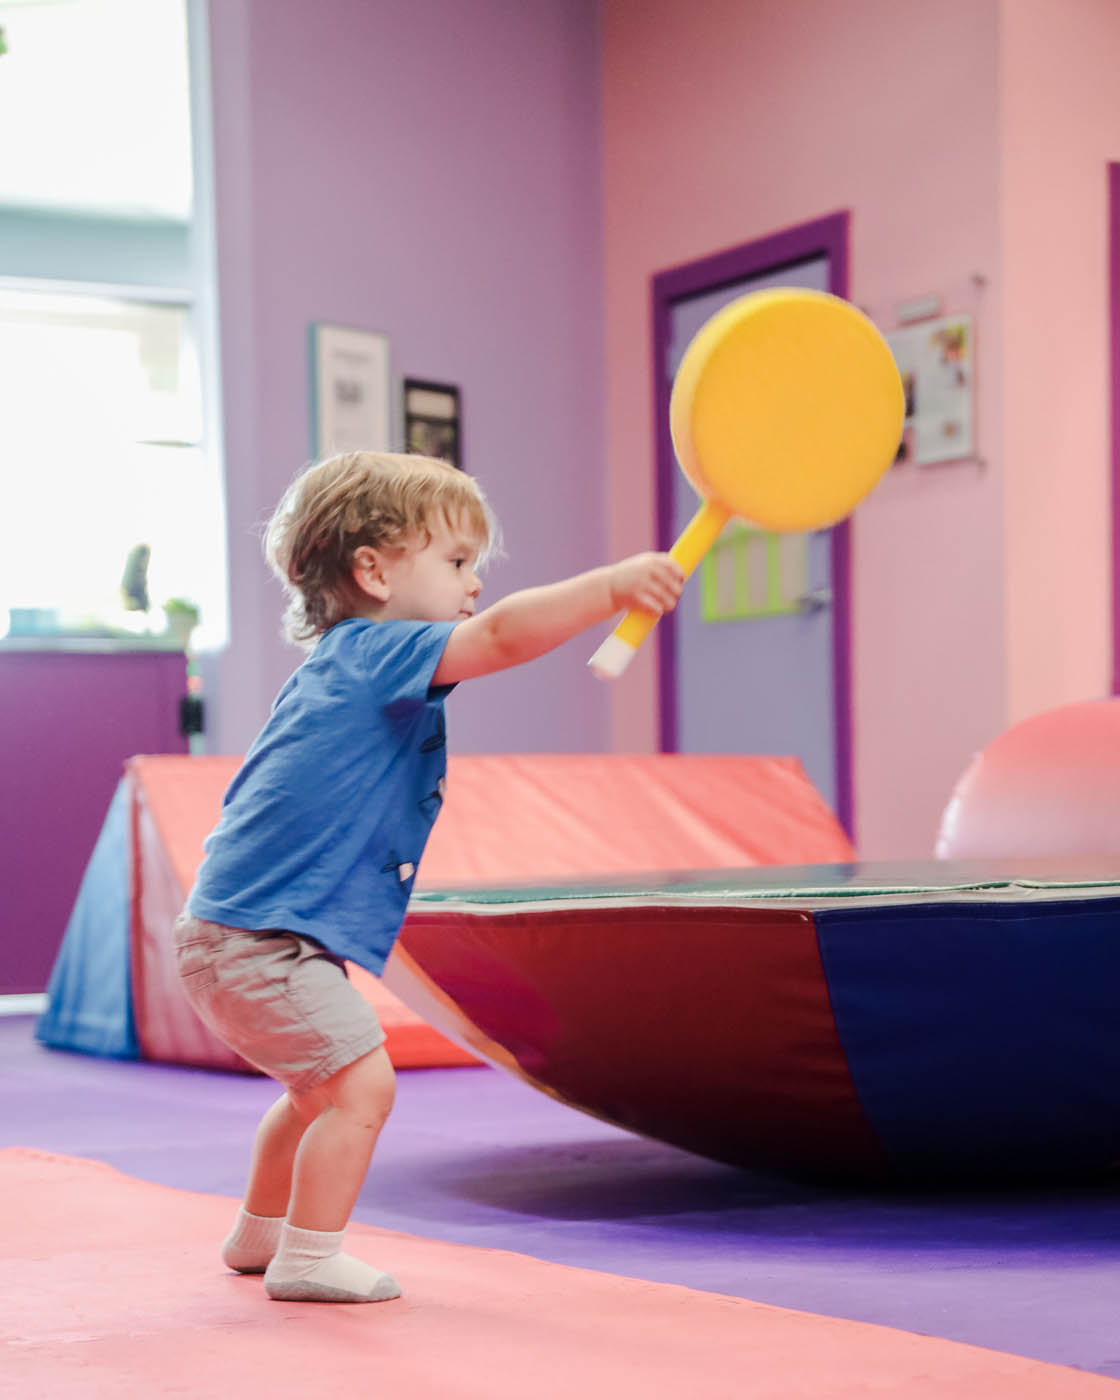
[{"left": 162, "top": 597, "right": 200, "bottom": 650}]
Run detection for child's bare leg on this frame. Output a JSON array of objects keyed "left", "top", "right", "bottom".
[
  {"left": 285, "top": 1044, "right": 396, "bottom": 1229},
  {"left": 265, "top": 1046, "right": 400, "bottom": 1303},
  {"left": 222, "top": 1043, "right": 395, "bottom": 1276},
  {"left": 246, "top": 1093, "right": 314, "bottom": 1214},
  {"left": 221, "top": 1091, "right": 318, "bottom": 1273}
]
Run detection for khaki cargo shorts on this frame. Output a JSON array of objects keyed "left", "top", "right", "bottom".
[{"left": 173, "top": 912, "right": 385, "bottom": 1095}]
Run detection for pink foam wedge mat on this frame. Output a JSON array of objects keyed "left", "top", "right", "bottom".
[{"left": 128, "top": 754, "right": 479, "bottom": 1071}]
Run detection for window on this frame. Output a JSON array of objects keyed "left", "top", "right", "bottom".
[
  {"left": 0, "top": 286, "right": 225, "bottom": 647},
  {"left": 0, "top": 0, "right": 192, "bottom": 219},
  {"left": 0, "top": 0, "right": 224, "bottom": 648}
]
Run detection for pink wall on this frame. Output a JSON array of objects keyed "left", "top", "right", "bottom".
[
  {"left": 1001, "top": 0, "right": 1120, "bottom": 723},
  {"left": 205, "top": 0, "right": 607, "bottom": 757},
  {"left": 602, "top": 0, "right": 1009, "bottom": 858}
]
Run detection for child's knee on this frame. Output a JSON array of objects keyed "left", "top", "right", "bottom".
[
  {"left": 325, "top": 1046, "right": 396, "bottom": 1120},
  {"left": 287, "top": 1085, "right": 330, "bottom": 1124}
]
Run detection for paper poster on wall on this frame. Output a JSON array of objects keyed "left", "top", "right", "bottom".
[{"left": 886, "top": 315, "right": 974, "bottom": 466}]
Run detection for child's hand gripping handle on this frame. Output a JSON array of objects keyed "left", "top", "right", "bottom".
[{"left": 587, "top": 498, "right": 731, "bottom": 680}]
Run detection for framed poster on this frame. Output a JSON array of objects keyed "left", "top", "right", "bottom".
[
  {"left": 403, "top": 378, "right": 462, "bottom": 468},
  {"left": 310, "top": 322, "right": 391, "bottom": 456}
]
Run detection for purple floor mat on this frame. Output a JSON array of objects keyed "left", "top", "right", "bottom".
[{"left": 4, "top": 1015, "right": 1120, "bottom": 1378}]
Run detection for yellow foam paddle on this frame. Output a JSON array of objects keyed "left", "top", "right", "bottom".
[{"left": 588, "top": 287, "right": 904, "bottom": 680}]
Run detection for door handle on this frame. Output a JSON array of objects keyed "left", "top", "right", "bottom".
[{"left": 797, "top": 586, "right": 833, "bottom": 614}]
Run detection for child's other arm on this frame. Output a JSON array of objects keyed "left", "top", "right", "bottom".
[{"left": 432, "top": 553, "right": 684, "bottom": 685}]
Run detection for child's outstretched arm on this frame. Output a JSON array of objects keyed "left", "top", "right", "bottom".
[{"left": 432, "top": 553, "right": 684, "bottom": 685}]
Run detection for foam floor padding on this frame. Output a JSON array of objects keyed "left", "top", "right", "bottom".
[{"left": 3, "top": 1149, "right": 1118, "bottom": 1399}]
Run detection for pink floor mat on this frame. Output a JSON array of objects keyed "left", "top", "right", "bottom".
[{"left": 2, "top": 1148, "right": 1116, "bottom": 1400}]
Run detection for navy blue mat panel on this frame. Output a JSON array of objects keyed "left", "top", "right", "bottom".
[
  {"left": 816, "top": 895, "right": 1120, "bottom": 1178},
  {"left": 35, "top": 781, "right": 137, "bottom": 1059}
]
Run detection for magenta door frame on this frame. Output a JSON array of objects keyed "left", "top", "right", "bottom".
[
  {"left": 651, "top": 210, "right": 855, "bottom": 836},
  {"left": 1110, "top": 164, "right": 1120, "bottom": 695}
]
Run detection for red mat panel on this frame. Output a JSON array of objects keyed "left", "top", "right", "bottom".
[{"left": 397, "top": 901, "right": 888, "bottom": 1181}]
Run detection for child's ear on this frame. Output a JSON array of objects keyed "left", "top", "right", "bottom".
[{"left": 352, "top": 545, "right": 391, "bottom": 602}]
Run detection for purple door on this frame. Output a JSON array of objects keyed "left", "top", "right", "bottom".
[{"left": 653, "top": 214, "right": 854, "bottom": 830}]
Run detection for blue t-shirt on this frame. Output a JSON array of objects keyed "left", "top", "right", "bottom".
[{"left": 188, "top": 617, "right": 456, "bottom": 974}]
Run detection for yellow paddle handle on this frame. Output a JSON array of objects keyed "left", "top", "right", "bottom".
[{"left": 588, "top": 498, "right": 731, "bottom": 679}]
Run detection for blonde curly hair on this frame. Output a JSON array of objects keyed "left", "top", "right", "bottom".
[{"left": 264, "top": 451, "right": 499, "bottom": 646}]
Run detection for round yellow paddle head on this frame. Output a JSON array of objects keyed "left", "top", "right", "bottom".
[{"left": 669, "top": 288, "right": 904, "bottom": 532}]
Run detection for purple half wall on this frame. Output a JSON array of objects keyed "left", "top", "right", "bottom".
[
  {"left": 205, "top": 0, "right": 607, "bottom": 757},
  {"left": 0, "top": 650, "right": 188, "bottom": 995}
]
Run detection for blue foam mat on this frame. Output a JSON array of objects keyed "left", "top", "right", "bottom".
[{"left": 36, "top": 780, "right": 137, "bottom": 1059}]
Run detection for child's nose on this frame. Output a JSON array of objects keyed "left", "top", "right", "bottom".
[{"left": 467, "top": 571, "right": 481, "bottom": 597}]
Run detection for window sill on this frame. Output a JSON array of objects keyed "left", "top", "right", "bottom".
[{"left": 0, "top": 634, "right": 188, "bottom": 654}]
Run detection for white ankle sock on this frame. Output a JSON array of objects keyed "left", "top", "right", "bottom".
[
  {"left": 264, "top": 1223, "right": 401, "bottom": 1303},
  {"left": 221, "top": 1206, "right": 283, "bottom": 1274}
]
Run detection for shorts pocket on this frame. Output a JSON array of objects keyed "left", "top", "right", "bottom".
[
  {"left": 181, "top": 964, "right": 217, "bottom": 996},
  {"left": 174, "top": 937, "right": 210, "bottom": 957}
]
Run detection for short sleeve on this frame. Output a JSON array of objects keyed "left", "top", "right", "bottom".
[{"left": 347, "top": 619, "right": 458, "bottom": 713}]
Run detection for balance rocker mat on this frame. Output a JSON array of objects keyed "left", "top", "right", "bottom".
[
  {"left": 383, "top": 857, "right": 1120, "bottom": 1183},
  {"left": 4, "top": 1149, "right": 1115, "bottom": 1400},
  {"left": 78, "top": 752, "right": 852, "bottom": 1075}
]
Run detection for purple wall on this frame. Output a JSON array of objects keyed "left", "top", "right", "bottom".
[{"left": 206, "top": 0, "right": 607, "bottom": 757}]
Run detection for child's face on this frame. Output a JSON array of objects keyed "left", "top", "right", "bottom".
[{"left": 374, "top": 516, "right": 483, "bottom": 623}]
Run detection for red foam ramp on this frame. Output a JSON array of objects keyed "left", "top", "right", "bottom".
[
  {"left": 419, "top": 753, "right": 854, "bottom": 880},
  {"left": 5, "top": 1147, "right": 1114, "bottom": 1400}
]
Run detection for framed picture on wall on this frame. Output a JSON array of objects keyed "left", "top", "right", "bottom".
[
  {"left": 884, "top": 314, "right": 974, "bottom": 466},
  {"left": 403, "top": 378, "right": 462, "bottom": 468},
  {"left": 310, "top": 322, "right": 391, "bottom": 456}
]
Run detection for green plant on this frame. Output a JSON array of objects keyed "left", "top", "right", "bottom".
[{"left": 163, "top": 597, "right": 200, "bottom": 624}]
